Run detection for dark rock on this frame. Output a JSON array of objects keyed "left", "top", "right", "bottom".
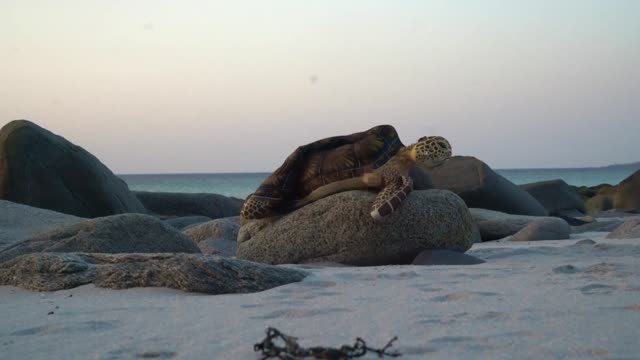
[
  {"left": 238, "top": 190, "right": 479, "bottom": 266},
  {"left": 0, "top": 214, "right": 200, "bottom": 263},
  {"left": 553, "top": 265, "right": 578, "bottom": 274},
  {"left": 606, "top": 218, "right": 640, "bottom": 239},
  {"left": 520, "top": 179, "right": 585, "bottom": 215},
  {"left": 574, "top": 239, "right": 596, "bottom": 245},
  {"left": 184, "top": 218, "right": 240, "bottom": 243},
  {"left": 429, "top": 156, "right": 547, "bottom": 216},
  {"left": 0, "top": 120, "right": 147, "bottom": 217},
  {"left": 470, "top": 208, "right": 544, "bottom": 241},
  {"left": 509, "top": 218, "right": 571, "bottom": 241},
  {"left": 0, "top": 200, "right": 84, "bottom": 250},
  {"left": 164, "top": 216, "right": 212, "bottom": 230},
  {"left": 134, "top": 191, "right": 243, "bottom": 219},
  {"left": 0, "top": 253, "right": 308, "bottom": 294},
  {"left": 411, "top": 249, "right": 485, "bottom": 265},
  {"left": 198, "top": 239, "right": 237, "bottom": 256},
  {"left": 409, "top": 165, "right": 433, "bottom": 190},
  {"left": 614, "top": 170, "right": 640, "bottom": 210}
]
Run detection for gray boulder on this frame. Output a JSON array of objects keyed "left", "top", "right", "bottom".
[
  {"left": 237, "top": 190, "right": 479, "bottom": 266},
  {"left": 184, "top": 218, "right": 240, "bottom": 243},
  {"left": 606, "top": 218, "right": 640, "bottom": 239},
  {"left": 614, "top": 170, "right": 640, "bottom": 210},
  {"left": 0, "top": 200, "right": 85, "bottom": 250},
  {"left": 520, "top": 179, "right": 585, "bottom": 215},
  {"left": 0, "top": 120, "right": 147, "bottom": 217},
  {"left": 510, "top": 218, "right": 571, "bottom": 241},
  {"left": 429, "top": 156, "right": 547, "bottom": 216},
  {"left": 411, "top": 249, "right": 485, "bottom": 265},
  {"left": 470, "top": 208, "right": 543, "bottom": 241},
  {"left": 164, "top": 216, "right": 212, "bottom": 230},
  {"left": 0, "top": 252, "right": 307, "bottom": 294},
  {"left": 135, "top": 191, "right": 243, "bottom": 219},
  {"left": 0, "top": 214, "right": 200, "bottom": 263}
]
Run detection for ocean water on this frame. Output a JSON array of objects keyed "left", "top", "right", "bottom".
[{"left": 120, "top": 167, "right": 638, "bottom": 199}]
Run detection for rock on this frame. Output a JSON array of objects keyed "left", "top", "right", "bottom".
[
  {"left": 184, "top": 218, "right": 240, "bottom": 243},
  {"left": 135, "top": 191, "right": 243, "bottom": 219},
  {"left": 429, "top": 156, "right": 547, "bottom": 216},
  {"left": 585, "top": 194, "right": 614, "bottom": 214},
  {"left": 520, "top": 179, "right": 585, "bottom": 215},
  {"left": 574, "top": 239, "right": 596, "bottom": 245},
  {"left": 164, "top": 216, "right": 212, "bottom": 230},
  {"left": 510, "top": 218, "right": 571, "bottom": 241},
  {"left": 198, "top": 239, "right": 237, "bottom": 257},
  {"left": 0, "top": 214, "right": 200, "bottom": 263},
  {"left": 572, "top": 183, "right": 615, "bottom": 201},
  {"left": 0, "top": 200, "right": 85, "bottom": 250},
  {"left": 409, "top": 165, "right": 433, "bottom": 190},
  {"left": 614, "top": 170, "right": 640, "bottom": 210},
  {"left": 0, "top": 253, "right": 308, "bottom": 294},
  {"left": 606, "top": 218, "right": 640, "bottom": 239},
  {"left": 0, "top": 120, "right": 147, "bottom": 217},
  {"left": 411, "top": 249, "right": 485, "bottom": 265},
  {"left": 237, "top": 190, "right": 479, "bottom": 266},
  {"left": 470, "top": 208, "right": 543, "bottom": 241},
  {"left": 572, "top": 220, "right": 624, "bottom": 234}
]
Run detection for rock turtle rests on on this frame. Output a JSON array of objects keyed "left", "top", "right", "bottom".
[{"left": 240, "top": 125, "right": 452, "bottom": 223}]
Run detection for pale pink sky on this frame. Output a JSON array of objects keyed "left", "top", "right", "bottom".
[{"left": 1, "top": 1, "right": 639, "bottom": 173}]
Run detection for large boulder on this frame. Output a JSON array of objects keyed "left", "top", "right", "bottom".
[
  {"left": 614, "top": 170, "right": 640, "bottom": 210},
  {"left": 184, "top": 218, "right": 240, "bottom": 243},
  {"left": 237, "top": 190, "right": 479, "bottom": 266},
  {"left": 409, "top": 165, "right": 434, "bottom": 190},
  {"left": 606, "top": 218, "right": 640, "bottom": 239},
  {"left": 509, "top": 218, "right": 571, "bottom": 241},
  {"left": 470, "top": 208, "right": 544, "bottom": 241},
  {"left": 0, "top": 253, "right": 308, "bottom": 294},
  {"left": 429, "top": 156, "right": 547, "bottom": 216},
  {"left": 0, "top": 214, "right": 200, "bottom": 263},
  {"left": 0, "top": 120, "right": 147, "bottom": 217},
  {"left": 520, "top": 179, "right": 585, "bottom": 215},
  {"left": 135, "top": 191, "right": 243, "bottom": 219},
  {"left": 0, "top": 200, "right": 85, "bottom": 250}
]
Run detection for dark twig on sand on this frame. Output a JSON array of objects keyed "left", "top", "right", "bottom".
[{"left": 254, "top": 327, "right": 402, "bottom": 359}]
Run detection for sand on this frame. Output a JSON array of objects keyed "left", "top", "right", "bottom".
[{"left": 1, "top": 231, "right": 639, "bottom": 359}]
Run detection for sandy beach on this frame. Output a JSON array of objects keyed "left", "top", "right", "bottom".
[{"left": 2, "top": 231, "right": 639, "bottom": 360}]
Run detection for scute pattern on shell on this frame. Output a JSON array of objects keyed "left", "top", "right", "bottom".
[{"left": 246, "top": 125, "right": 403, "bottom": 211}]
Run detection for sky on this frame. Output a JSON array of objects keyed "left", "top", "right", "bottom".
[{"left": 1, "top": 0, "right": 639, "bottom": 174}]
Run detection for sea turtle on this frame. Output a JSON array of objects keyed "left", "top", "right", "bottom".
[{"left": 240, "top": 125, "right": 452, "bottom": 222}]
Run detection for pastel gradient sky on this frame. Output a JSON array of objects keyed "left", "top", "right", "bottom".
[{"left": 1, "top": 1, "right": 639, "bottom": 174}]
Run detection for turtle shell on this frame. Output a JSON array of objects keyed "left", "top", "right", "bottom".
[{"left": 250, "top": 125, "right": 404, "bottom": 210}]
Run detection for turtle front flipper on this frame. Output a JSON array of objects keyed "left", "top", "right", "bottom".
[
  {"left": 240, "top": 195, "right": 281, "bottom": 223},
  {"left": 370, "top": 176, "right": 413, "bottom": 221}
]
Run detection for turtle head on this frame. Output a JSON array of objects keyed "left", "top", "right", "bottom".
[{"left": 408, "top": 136, "right": 452, "bottom": 166}]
